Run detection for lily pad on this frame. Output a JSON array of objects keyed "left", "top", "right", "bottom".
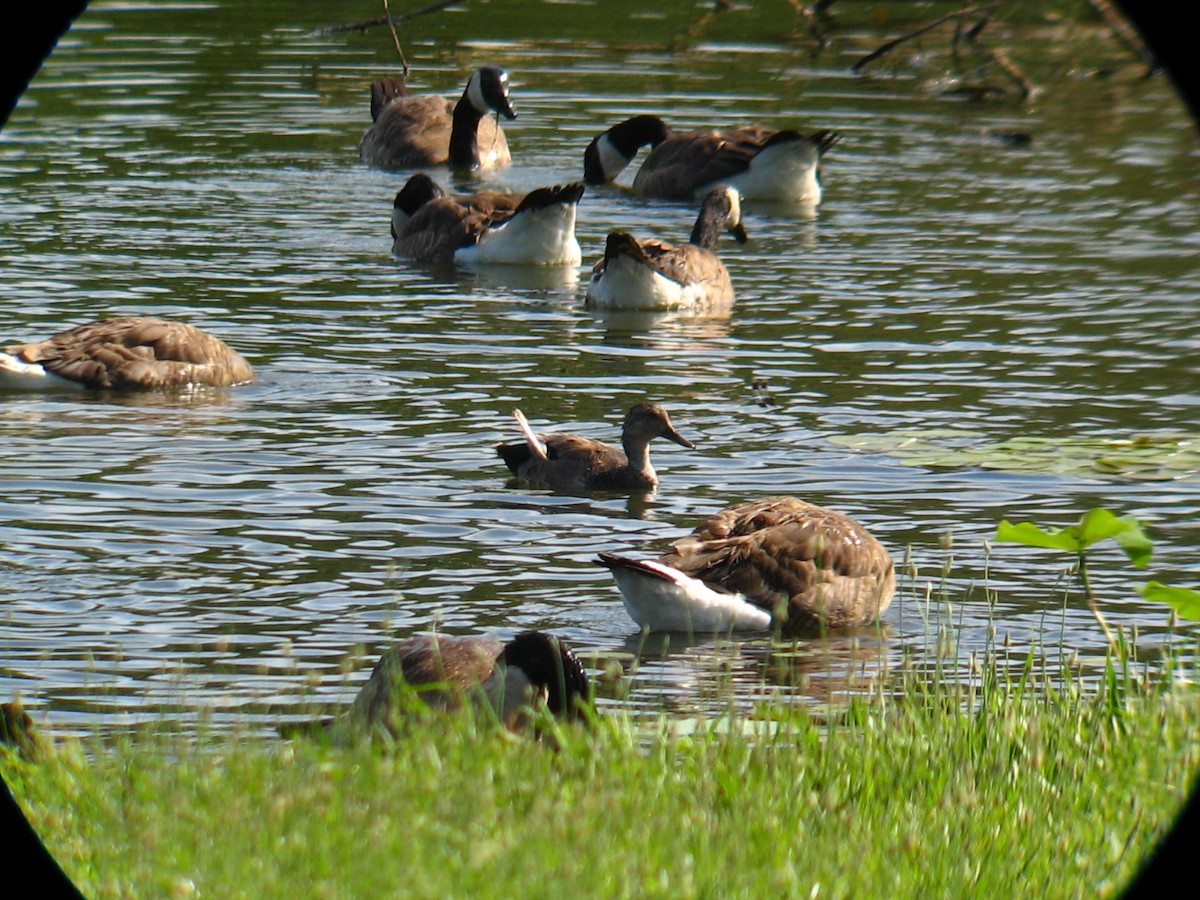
[{"left": 829, "top": 430, "right": 1200, "bottom": 480}]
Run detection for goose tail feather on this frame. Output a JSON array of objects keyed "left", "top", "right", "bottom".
[{"left": 596, "top": 552, "right": 773, "bottom": 633}]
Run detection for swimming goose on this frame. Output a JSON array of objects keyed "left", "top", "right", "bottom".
[
  {"left": 359, "top": 65, "right": 516, "bottom": 172},
  {"left": 583, "top": 114, "right": 841, "bottom": 203},
  {"left": 585, "top": 185, "right": 746, "bottom": 310},
  {"left": 0, "top": 317, "right": 254, "bottom": 390},
  {"left": 348, "top": 631, "right": 590, "bottom": 736},
  {"left": 598, "top": 496, "right": 895, "bottom": 635},
  {"left": 391, "top": 173, "right": 584, "bottom": 266},
  {"left": 495, "top": 402, "right": 694, "bottom": 491}
]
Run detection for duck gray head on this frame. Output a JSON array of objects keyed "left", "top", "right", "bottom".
[{"left": 622, "top": 402, "right": 695, "bottom": 453}]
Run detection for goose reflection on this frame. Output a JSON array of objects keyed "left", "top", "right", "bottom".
[{"left": 604, "top": 629, "right": 892, "bottom": 717}]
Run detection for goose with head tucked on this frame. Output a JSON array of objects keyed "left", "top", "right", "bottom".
[
  {"left": 347, "top": 631, "right": 590, "bottom": 737},
  {"left": 495, "top": 402, "right": 694, "bottom": 491},
  {"left": 598, "top": 496, "right": 895, "bottom": 635},
  {"left": 359, "top": 65, "right": 516, "bottom": 172},
  {"left": 0, "top": 317, "right": 254, "bottom": 391},
  {"left": 391, "top": 173, "right": 584, "bottom": 266},
  {"left": 586, "top": 185, "right": 746, "bottom": 310},
  {"left": 583, "top": 114, "right": 840, "bottom": 203}
]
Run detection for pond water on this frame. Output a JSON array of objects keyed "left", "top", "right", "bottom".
[{"left": 1, "top": 0, "right": 1198, "bottom": 736}]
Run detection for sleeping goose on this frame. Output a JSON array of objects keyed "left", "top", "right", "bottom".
[
  {"left": 348, "top": 631, "right": 590, "bottom": 737},
  {"left": 598, "top": 496, "right": 895, "bottom": 635},
  {"left": 391, "top": 173, "right": 584, "bottom": 266},
  {"left": 0, "top": 317, "right": 254, "bottom": 390},
  {"left": 583, "top": 114, "right": 840, "bottom": 203},
  {"left": 495, "top": 402, "right": 694, "bottom": 491},
  {"left": 585, "top": 185, "right": 746, "bottom": 310},
  {"left": 359, "top": 65, "right": 516, "bottom": 172}
]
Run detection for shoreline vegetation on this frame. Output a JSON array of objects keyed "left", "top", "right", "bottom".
[{"left": 4, "top": 627, "right": 1197, "bottom": 898}]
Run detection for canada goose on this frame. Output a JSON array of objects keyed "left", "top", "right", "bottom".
[
  {"left": 0, "top": 317, "right": 254, "bottom": 390},
  {"left": 585, "top": 185, "right": 747, "bottom": 310},
  {"left": 598, "top": 496, "right": 895, "bottom": 634},
  {"left": 348, "top": 631, "right": 590, "bottom": 736},
  {"left": 495, "top": 402, "right": 694, "bottom": 491},
  {"left": 583, "top": 114, "right": 841, "bottom": 203},
  {"left": 359, "top": 65, "right": 517, "bottom": 172},
  {"left": 391, "top": 173, "right": 584, "bottom": 266}
]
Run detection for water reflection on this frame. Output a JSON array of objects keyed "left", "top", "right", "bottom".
[
  {"left": 585, "top": 305, "right": 733, "bottom": 344},
  {"left": 606, "top": 630, "right": 892, "bottom": 717}
]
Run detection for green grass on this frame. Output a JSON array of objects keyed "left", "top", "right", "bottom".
[{"left": 4, "top": 643, "right": 1198, "bottom": 899}]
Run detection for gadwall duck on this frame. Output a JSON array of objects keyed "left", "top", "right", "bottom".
[
  {"left": 348, "top": 631, "right": 589, "bottom": 736},
  {"left": 391, "top": 173, "right": 584, "bottom": 266},
  {"left": 359, "top": 65, "right": 516, "bottom": 172},
  {"left": 583, "top": 114, "right": 840, "bottom": 203},
  {"left": 0, "top": 317, "right": 254, "bottom": 390},
  {"left": 598, "top": 496, "right": 895, "bottom": 634},
  {"left": 495, "top": 402, "right": 694, "bottom": 491},
  {"left": 586, "top": 185, "right": 747, "bottom": 310}
]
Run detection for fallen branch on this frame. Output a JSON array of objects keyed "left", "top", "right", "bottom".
[
  {"left": 851, "top": 3, "right": 1000, "bottom": 73},
  {"left": 1084, "top": 0, "right": 1158, "bottom": 77}
]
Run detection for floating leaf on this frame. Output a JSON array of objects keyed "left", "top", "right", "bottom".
[
  {"left": 830, "top": 431, "right": 1200, "bottom": 480},
  {"left": 1136, "top": 581, "right": 1200, "bottom": 620}
]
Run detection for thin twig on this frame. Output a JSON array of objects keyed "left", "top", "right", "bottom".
[
  {"left": 318, "top": 0, "right": 467, "bottom": 37},
  {"left": 382, "top": 0, "right": 408, "bottom": 76},
  {"left": 851, "top": 3, "right": 1000, "bottom": 73}
]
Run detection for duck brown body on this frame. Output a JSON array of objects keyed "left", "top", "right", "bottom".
[{"left": 495, "top": 402, "right": 693, "bottom": 491}]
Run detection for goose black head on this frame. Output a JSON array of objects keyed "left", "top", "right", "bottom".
[
  {"left": 583, "top": 115, "right": 671, "bottom": 184},
  {"left": 466, "top": 65, "right": 516, "bottom": 120},
  {"left": 497, "top": 631, "right": 589, "bottom": 719}
]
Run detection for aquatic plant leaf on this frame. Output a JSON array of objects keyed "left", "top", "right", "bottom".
[
  {"left": 1111, "top": 518, "right": 1153, "bottom": 568},
  {"left": 995, "top": 509, "right": 1151, "bottom": 566},
  {"left": 1077, "top": 509, "right": 1152, "bottom": 567},
  {"left": 1136, "top": 581, "right": 1200, "bottom": 620},
  {"left": 994, "top": 520, "right": 1082, "bottom": 552}
]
